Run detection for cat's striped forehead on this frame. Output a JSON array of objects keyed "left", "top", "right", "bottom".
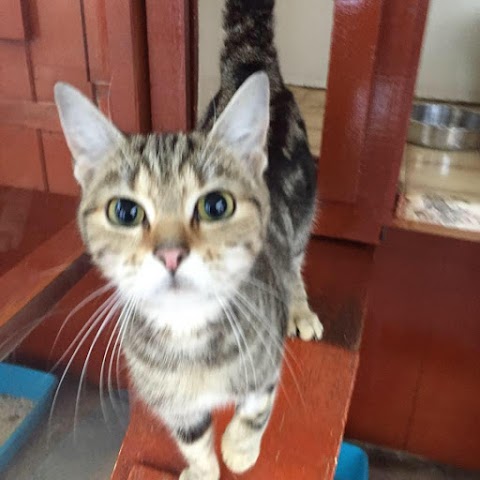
[{"left": 123, "top": 132, "right": 235, "bottom": 187}]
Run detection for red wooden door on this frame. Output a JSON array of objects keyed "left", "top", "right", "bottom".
[{"left": 0, "top": 0, "right": 150, "bottom": 195}]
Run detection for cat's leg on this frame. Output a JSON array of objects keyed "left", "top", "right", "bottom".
[
  {"left": 221, "top": 387, "right": 276, "bottom": 473},
  {"left": 165, "top": 411, "right": 220, "bottom": 480},
  {"left": 287, "top": 255, "right": 323, "bottom": 341}
]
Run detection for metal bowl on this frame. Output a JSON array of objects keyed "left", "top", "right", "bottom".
[{"left": 407, "top": 102, "right": 480, "bottom": 150}]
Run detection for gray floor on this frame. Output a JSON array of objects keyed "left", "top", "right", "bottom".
[
  {"left": 354, "top": 441, "right": 480, "bottom": 480},
  {"left": 4, "top": 377, "right": 129, "bottom": 480}
]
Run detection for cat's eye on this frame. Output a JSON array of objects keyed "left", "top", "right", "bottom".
[
  {"left": 196, "top": 191, "right": 236, "bottom": 222},
  {"left": 107, "top": 198, "right": 146, "bottom": 227}
]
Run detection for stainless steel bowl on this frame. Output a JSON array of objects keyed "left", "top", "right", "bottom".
[{"left": 407, "top": 102, "right": 480, "bottom": 150}]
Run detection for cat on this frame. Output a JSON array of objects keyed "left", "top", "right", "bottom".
[{"left": 54, "top": 0, "right": 323, "bottom": 478}]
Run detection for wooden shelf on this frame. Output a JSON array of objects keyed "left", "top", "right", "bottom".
[{"left": 393, "top": 217, "right": 480, "bottom": 243}]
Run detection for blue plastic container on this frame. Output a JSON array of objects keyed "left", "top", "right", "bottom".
[
  {"left": 334, "top": 441, "right": 369, "bottom": 480},
  {"left": 0, "top": 363, "right": 58, "bottom": 472}
]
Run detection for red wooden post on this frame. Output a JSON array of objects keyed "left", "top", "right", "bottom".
[
  {"left": 145, "top": 0, "right": 197, "bottom": 132},
  {"left": 315, "top": 0, "right": 430, "bottom": 244}
]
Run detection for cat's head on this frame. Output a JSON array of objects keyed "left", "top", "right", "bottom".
[{"left": 55, "top": 73, "right": 270, "bottom": 332}]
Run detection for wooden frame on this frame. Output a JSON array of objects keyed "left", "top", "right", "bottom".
[{"left": 315, "top": 0, "right": 430, "bottom": 244}]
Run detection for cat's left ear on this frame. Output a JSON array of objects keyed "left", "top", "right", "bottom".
[
  {"left": 54, "top": 82, "right": 125, "bottom": 188},
  {"left": 208, "top": 72, "right": 270, "bottom": 175}
]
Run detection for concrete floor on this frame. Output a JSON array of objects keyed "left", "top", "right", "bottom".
[
  {"left": 4, "top": 377, "right": 128, "bottom": 480},
  {"left": 355, "top": 442, "right": 480, "bottom": 480}
]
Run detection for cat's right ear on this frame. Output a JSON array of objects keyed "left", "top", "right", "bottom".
[{"left": 54, "top": 83, "right": 125, "bottom": 187}]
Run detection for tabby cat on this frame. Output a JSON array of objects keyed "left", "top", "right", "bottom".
[{"left": 54, "top": 0, "right": 323, "bottom": 478}]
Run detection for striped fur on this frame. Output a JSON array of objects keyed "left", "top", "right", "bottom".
[{"left": 54, "top": 1, "right": 322, "bottom": 478}]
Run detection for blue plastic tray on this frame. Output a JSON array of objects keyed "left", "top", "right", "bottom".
[
  {"left": 335, "top": 441, "right": 369, "bottom": 480},
  {"left": 0, "top": 363, "right": 58, "bottom": 472}
]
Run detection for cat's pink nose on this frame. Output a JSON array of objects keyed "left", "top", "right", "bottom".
[{"left": 156, "top": 247, "right": 188, "bottom": 273}]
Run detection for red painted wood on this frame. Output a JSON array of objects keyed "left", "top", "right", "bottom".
[
  {"left": 347, "top": 227, "right": 480, "bottom": 470},
  {"left": 112, "top": 342, "right": 358, "bottom": 480},
  {"left": 146, "top": 0, "right": 196, "bottom": 132},
  {"left": 0, "top": 126, "right": 45, "bottom": 190},
  {"left": 0, "top": 187, "right": 77, "bottom": 276},
  {"left": 0, "top": 0, "right": 26, "bottom": 41},
  {"left": 127, "top": 465, "right": 176, "bottom": 480},
  {"left": 315, "top": 0, "right": 429, "bottom": 244},
  {"left": 42, "top": 132, "right": 79, "bottom": 195},
  {"left": 0, "top": 0, "right": 150, "bottom": 193},
  {"left": 0, "top": 99, "right": 60, "bottom": 132},
  {"left": 104, "top": 0, "right": 150, "bottom": 133},
  {"left": 0, "top": 43, "right": 31, "bottom": 99}
]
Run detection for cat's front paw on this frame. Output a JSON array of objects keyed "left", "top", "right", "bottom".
[
  {"left": 288, "top": 306, "right": 323, "bottom": 341},
  {"left": 221, "top": 423, "right": 260, "bottom": 473},
  {"left": 179, "top": 464, "right": 220, "bottom": 480}
]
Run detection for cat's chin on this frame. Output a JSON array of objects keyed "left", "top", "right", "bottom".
[{"left": 138, "top": 290, "right": 223, "bottom": 334}]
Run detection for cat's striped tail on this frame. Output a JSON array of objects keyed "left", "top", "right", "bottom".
[{"left": 220, "top": 0, "right": 284, "bottom": 95}]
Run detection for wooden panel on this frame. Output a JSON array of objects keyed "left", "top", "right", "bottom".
[
  {"left": 0, "top": 126, "right": 45, "bottom": 190},
  {"left": 104, "top": 0, "right": 150, "bottom": 133},
  {"left": 347, "top": 227, "right": 480, "bottom": 470},
  {"left": 42, "top": 132, "right": 79, "bottom": 195},
  {"left": 319, "top": 0, "right": 383, "bottom": 203},
  {"left": 315, "top": 0, "right": 429, "bottom": 243},
  {"left": 146, "top": 0, "right": 196, "bottom": 132},
  {"left": 0, "top": 43, "right": 31, "bottom": 99},
  {"left": 82, "top": 0, "right": 110, "bottom": 82},
  {"left": 0, "top": 0, "right": 26, "bottom": 40},
  {"left": 0, "top": 99, "right": 60, "bottom": 131},
  {"left": 27, "top": 0, "right": 91, "bottom": 100},
  {"left": 0, "top": 187, "right": 77, "bottom": 275}
]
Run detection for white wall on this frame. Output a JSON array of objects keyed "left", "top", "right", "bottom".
[
  {"left": 198, "top": 0, "right": 333, "bottom": 115},
  {"left": 415, "top": 0, "right": 480, "bottom": 102},
  {"left": 198, "top": 0, "right": 480, "bottom": 115}
]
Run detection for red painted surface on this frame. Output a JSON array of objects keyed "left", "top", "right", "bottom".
[
  {"left": 146, "top": 0, "right": 197, "bottom": 132},
  {"left": 347, "top": 227, "right": 480, "bottom": 470},
  {"left": 0, "top": 0, "right": 26, "bottom": 41},
  {"left": 112, "top": 341, "right": 359, "bottom": 480},
  {"left": 0, "top": 0, "right": 150, "bottom": 195},
  {"left": 316, "top": 0, "right": 429, "bottom": 244}
]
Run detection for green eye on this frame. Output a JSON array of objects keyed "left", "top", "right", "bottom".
[
  {"left": 107, "top": 198, "right": 146, "bottom": 227},
  {"left": 196, "top": 191, "right": 236, "bottom": 222}
]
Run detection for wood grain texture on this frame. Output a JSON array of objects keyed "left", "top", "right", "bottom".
[
  {"left": 27, "top": 0, "right": 90, "bottom": 101},
  {"left": 42, "top": 131, "right": 80, "bottom": 195},
  {"left": 0, "top": 126, "right": 45, "bottom": 190},
  {"left": 0, "top": 99, "right": 60, "bottom": 131},
  {"left": 146, "top": 0, "right": 196, "bottom": 132},
  {"left": 105, "top": 0, "right": 150, "bottom": 133},
  {"left": 0, "top": 0, "right": 26, "bottom": 40},
  {"left": 347, "top": 227, "right": 480, "bottom": 470},
  {"left": 315, "top": 0, "right": 430, "bottom": 244}
]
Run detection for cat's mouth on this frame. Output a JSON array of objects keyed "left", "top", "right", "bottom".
[{"left": 164, "top": 275, "right": 193, "bottom": 294}]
